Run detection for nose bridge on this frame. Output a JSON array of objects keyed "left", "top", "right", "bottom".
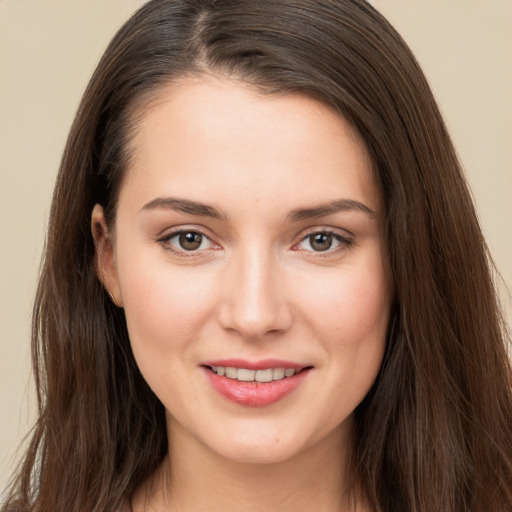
[{"left": 219, "top": 243, "right": 291, "bottom": 338}]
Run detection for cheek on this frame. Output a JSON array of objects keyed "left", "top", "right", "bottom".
[
  {"left": 299, "top": 254, "right": 390, "bottom": 380},
  {"left": 308, "top": 269, "right": 389, "bottom": 341},
  {"left": 286, "top": 255, "right": 389, "bottom": 437},
  {"left": 115, "top": 248, "right": 217, "bottom": 361}
]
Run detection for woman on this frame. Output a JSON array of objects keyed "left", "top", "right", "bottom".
[{"left": 2, "top": 1, "right": 512, "bottom": 511}]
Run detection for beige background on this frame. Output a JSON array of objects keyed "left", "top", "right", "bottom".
[{"left": 1, "top": 0, "right": 511, "bottom": 493}]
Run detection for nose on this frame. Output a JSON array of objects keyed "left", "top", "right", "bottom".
[{"left": 217, "top": 247, "right": 293, "bottom": 340}]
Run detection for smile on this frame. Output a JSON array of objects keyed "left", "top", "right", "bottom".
[
  {"left": 202, "top": 360, "right": 313, "bottom": 407},
  {"left": 209, "top": 366, "right": 298, "bottom": 382}
]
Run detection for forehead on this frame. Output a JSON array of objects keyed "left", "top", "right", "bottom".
[{"left": 120, "top": 76, "right": 380, "bottom": 216}]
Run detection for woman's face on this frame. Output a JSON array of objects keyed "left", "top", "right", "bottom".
[{"left": 95, "top": 77, "right": 390, "bottom": 465}]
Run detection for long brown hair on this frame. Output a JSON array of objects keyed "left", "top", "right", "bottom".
[{"left": 3, "top": 1, "right": 511, "bottom": 511}]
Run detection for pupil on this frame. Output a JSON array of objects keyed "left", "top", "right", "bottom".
[
  {"left": 179, "top": 232, "right": 202, "bottom": 250},
  {"left": 311, "top": 233, "right": 332, "bottom": 251}
]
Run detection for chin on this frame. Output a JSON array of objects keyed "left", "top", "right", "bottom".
[
  {"left": 218, "top": 442, "right": 301, "bottom": 465},
  {"left": 205, "top": 425, "right": 314, "bottom": 466}
]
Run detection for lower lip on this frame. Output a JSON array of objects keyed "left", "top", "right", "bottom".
[{"left": 203, "top": 367, "right": 311, "bottom": 407}]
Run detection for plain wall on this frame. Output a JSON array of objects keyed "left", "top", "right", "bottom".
[{"left": 1, "top": 0, "right": 511, "bottom": 493}]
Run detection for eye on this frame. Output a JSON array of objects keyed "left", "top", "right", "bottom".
[
  {"left": 159, "top": 229, "right": 216, "bottom": 254},
  {"left": 296, "top": 230, "right": 353, "bottom": 253}
]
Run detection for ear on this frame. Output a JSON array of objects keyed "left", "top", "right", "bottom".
[{"left": 91, "top": 204, "right": 123, "bottom": 307}]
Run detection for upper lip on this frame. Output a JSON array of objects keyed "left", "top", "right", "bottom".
[{"left": 200, "top": 358, "right": 310, "bottom": 371}]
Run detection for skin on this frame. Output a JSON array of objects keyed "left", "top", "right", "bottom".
[{"left": 93, "top": 76, "right": 390, "bottom": 511}]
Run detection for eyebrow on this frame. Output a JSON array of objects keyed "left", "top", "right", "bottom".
[
  {"left": 140, "top": 196, "right": 375, "bottom": 222},
  {"left": 287, "top": 199, "right": 376, "bottom": 222},
  {"left": 140, "top": 197, "right": 226, "bottom": 220}
]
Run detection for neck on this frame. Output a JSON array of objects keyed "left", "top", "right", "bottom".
[{"left": 133, "top": 416, "right": 366, "bottom": 512}]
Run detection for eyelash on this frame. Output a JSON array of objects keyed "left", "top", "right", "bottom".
[
  {"left": 294, "top": 229, "right": 354, "bottom": 255},
  {"left": 157, "top": 228, "right": 354, "bottom": 257},
  {"left": 158, "top": 228, "right": 218, "bottom": 257}
]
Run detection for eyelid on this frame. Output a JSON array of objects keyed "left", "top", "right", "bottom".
[
  {"left": 155, "top": 225, "right": 354, "bottom": 257},
  {"left": 157, "top": 226, "right": 221, "bottom": 256},
  {"left": 293, "top": 227, "right": 354, "bottom": 253}
]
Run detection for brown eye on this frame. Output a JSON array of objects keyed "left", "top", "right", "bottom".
[
  {"left": 296, "top": 230, "right": 353, "bottom": 254},
  {"left": 309, "top": 233, "right": 333, "bottom": 251},
  {"left": 159, "top": 229, "right": 218, "bottom": 256},
  {"left": 178, "top": 232, "right": 204, "bottom": 251}
]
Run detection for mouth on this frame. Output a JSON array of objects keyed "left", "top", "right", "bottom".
[
  {"left": 201, "top": 360, "right": 314, "bottom": 407},
  {"left": 206, "top": 365, "right": 308, "bottom": 382}
]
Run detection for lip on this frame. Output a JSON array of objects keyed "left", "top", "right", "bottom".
[
  {"left": 201, "top": 358, "right": 307, "bottom": 371},
  {"left": 201, "top": 359, "right": 312, "bottom": 407}
]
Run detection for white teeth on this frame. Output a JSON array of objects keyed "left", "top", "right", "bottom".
[
  {"left": 210, "top": 366, "right": 298, "bottom": 382},
  {"left": 255, "top": 369, "right": 273, "bottom": 383},
  {"left": 225, "top": 367, "right": 238, "bottom": 379},
  {"left": 237, "top": 368, "right": 255, "bottom": 381},
  {"left": 272, "top": 368, "right": 285, "bottom": 380}
]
